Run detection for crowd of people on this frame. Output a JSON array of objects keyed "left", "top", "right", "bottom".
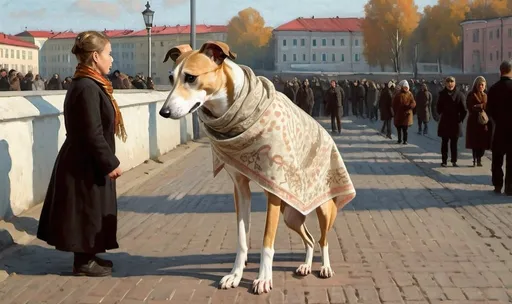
[
  {"left": 274, "top": 70, "right": 510, "bottom": 196},
  {"left": 0, "top": 68, "right": 155, "bottom": 91}
]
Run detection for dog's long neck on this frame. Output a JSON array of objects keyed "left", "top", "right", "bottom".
[{"left": 202, "top": 60, "right": 245, "bottom": 118}]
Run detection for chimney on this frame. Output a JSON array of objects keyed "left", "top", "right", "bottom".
[{"left": 312, "top": 16, "right": 315, "bottom": 19}]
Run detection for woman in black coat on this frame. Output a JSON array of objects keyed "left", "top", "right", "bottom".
[
  {"left": 37, "top": 31, "right": 127, "bottom": 277},
  {"left": 436, "top": 76, "right": 467, "bottom": 167}
]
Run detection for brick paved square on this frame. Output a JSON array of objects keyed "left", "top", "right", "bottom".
[{"left": 0, "top": 117, "right": 510, "bottom": 303}]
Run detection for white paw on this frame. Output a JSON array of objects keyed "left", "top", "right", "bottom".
[
  {"left": 319, "top": 266, "right": 334, "bottom": 278},
  {"left": 219, "top": 272, "right": 242, "bottom": 289},
  {"left": 252, "top": 277, "right": 273, "bottom": 294},
  {"left": 295, "top": 263, "right": 312, "bottom": 276}
]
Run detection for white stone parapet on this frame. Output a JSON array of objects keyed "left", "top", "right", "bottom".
[{"left": 0, "top": 89, "right": 195, "bottom": 220}]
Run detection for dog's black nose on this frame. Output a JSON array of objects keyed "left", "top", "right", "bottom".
[{"left": 159, "top": 108, "right": 171, "bottom": 118}]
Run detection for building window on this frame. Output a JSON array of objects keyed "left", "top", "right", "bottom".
[
  {"left": 283, "top": 39, "right": 287, "bottom": 46},
  {"left": 509, "top": 28, "right": 512, "bottom": 37},
  {"left": 312, "top": 39, "right": 317, "bottom": 47},
  {"left": 16, "top": 50, "right": 20, "bottom": 59},
  {"left": 490, "top": 31, "right": 493, "bottom": 39},
  {"left": 354, "top": 39, "right": 359, "bottom": 46},
  {"left": 340, "top": 39, "right": 345, "bottom": 46},
  {"left": 0, "top": 49, "right": 2, "bottom": 58},
  {"left": 322, "top": 39, "right": 326, "bottom": 46},
  {"left": 497, "top": 50, "right": 499, "bottom": 60},
  {"left": 22, "top": 51, "right": 26, "bottom": 60},
  {"left": 322, "top": 54, "right": 326, "bottom": 61},
  {"left": 302, "top": 54, "right": 306, "bottom": 61},
  {"left": 283, "top": 54, "right": 286, "bottom": 62},
  {"left": 5, "top": 49, "right": 8, "bottom": 58},
  {"left": 301, "top": 39, "right": 305, "bottom": 46},
  {"left": 28, "top": 51, "right": 32, "bottom": 60},
  {"left": 332, "top": 39, "right": 335, "bottom": 46},
  {"left": 490, "top": 52, "right": 493, "bottom": 61},
  {"left": 11, "top": 50, "right": 14, "bottom": 58},
  {"left": 293, "top": 54, "right": 297, "bottom": 61},
  {"left": 293, "top": 39, "right": 297, "bottom": 46},
  {"left": 332, "top": 54, "right": 335, "bottom": 61},
  {"left": 355, "top": 53, "right": 360, "bottom": 61},
  {"left": 312, "top": 54, "right": 316, "bottom": 61},
  {"left": 497, "top": 29, "right": 500, "bottom": 38},
  {"left": 473, "top": 29, "right": 479, "bottom": 43},
  {"left": 341, "top": 54, "right": 345, "bottom": 61}
]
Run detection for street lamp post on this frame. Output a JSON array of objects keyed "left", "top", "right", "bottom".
[
  {"left": 190, "top": 0, "right": 200, "bottom": 140},
  {"left": 142, "top": 1, "right": 154, "bottom": 80}
]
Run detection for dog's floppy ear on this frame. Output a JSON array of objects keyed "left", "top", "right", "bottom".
[
  {"left": 163, "top": 44, "right": 193, "bottom": 63},
  {"left": 199, "top": 41, "right": 237, "bottom": 65}
]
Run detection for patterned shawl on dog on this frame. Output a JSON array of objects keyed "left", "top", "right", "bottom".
[{"left": 198, "top": 66, "right": 356, "bottom": 215}]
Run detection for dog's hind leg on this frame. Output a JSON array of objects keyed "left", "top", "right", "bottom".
[
  {"left": 219, "top": 166, "right": 251, "bottom": 289},
  {"left": 252, "top": 191, "right": 281, "bottom": 294},
  {"left": 281, "top": 204, "right": 315, "bottom": 276},
  {"left": 316, "top": 199, "right": 338, "bottom": 278}
]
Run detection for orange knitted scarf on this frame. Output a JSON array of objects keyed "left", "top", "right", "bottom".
[{"left": 73, "top": 63, "right": 127, "bottom": 142}]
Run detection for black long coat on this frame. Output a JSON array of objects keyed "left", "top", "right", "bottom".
[
  {"left": 379, "top": 88, "right": 393, "bottom": 120},
  {"left": 37, "top": 77, "right": 121, "bottom": 253},
  {"left": 436, "top": 88, "right": 467, "bottom": 138},
  {"left": 487, "top": 76, "right": 512, "bottom": 151}
]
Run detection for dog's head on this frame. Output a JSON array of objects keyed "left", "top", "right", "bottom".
[{"left": 159, "top": 41, "right": 237, "bottom": 119}]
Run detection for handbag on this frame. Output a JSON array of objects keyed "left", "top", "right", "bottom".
[{"left": 478, "top": 110, "right": 489, "bottom": 125}]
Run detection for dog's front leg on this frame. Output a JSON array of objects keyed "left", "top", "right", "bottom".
[
  {"left": 253, "top": 191, "right": 281, "bottom": 294},
  {"left": 219, "top": 168, "right": 251, "bottom": 289}
]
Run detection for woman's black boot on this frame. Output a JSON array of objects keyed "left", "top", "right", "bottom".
[{"left": 73, "top": 253, "right": 112, "bottom": 277}]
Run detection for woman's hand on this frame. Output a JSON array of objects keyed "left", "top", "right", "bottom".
[{"left": 108, "top": 166, "right": 123, "bottom": 180}]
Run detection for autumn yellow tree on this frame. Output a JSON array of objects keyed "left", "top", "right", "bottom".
[
  {"left": 362, "top": 0, "right": 420, "bottom": 72},
  {"left": 419, "top": 0, "right": 470, "bottom": 67},
  {"left": 467, "top": 0, "right": 509, "bottom": 19},
  {"left": 226, "top": 8, "right": 273, "bottom": 68}
]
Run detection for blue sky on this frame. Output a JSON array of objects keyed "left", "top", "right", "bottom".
[{"left": 2, "top": 0, "right": 437, "bottom": 35}]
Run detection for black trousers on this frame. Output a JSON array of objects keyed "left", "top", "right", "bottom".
[
  {"left": 418, "top": 120, "right": 428, "bottom": 133},
  {"left": 472, "top": 148, "right": 485, "bottom": 161},
  {"left": 491, "top": 148, "right": 511, "bottom": 192},
  {"left": 331, "top": 107, "right": 342, "bottom": 132},
  {"left": 381, "top": 120, "right": 392, "bottom": 136},
  {"left": 441, "top": 136, "right": 459, "bottom": 164},
  {"left": 396, "top": 125, "right": 408, "bottom": 142}
]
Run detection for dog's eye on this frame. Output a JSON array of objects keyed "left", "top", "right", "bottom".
[{"left": 184, "top": 73, "right": 197, "bottom": 84}]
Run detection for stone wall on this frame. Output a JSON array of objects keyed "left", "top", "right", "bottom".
[{"left": 0, "top": 89, "right": 194, "bottom": 220}]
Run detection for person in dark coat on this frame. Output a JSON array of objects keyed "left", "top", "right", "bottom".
[
  {"left": 487, "top": 60, "right": 512, "bottom": 195},
  {"left": 297, "top": 79, "right": 315, "bottom": 115},
  {"left": 415, "top": 83, "right": 432, "bottom": 135},
  {"left": 465, "top": 76, "right": 491, "bottom": 167},
  {"left": 392, "top": 80, "right": 416, "bottom": 144},
  {"left": 379, "top": 82, "right": 394, "bottom": 139},
  {"left": 324, "top": 80, "right": 344, "bottom": 133},
  {"left": 37, "top": 30, "right": 127, "bottom": 277},
  {"left": 436, "top": 76, "right": 467, "bottom": 167}
]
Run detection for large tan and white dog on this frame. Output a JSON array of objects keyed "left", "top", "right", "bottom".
[{"left": 159, "top": 41, "right": 355, "bottom": 294}]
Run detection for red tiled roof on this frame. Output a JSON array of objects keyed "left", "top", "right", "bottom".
[
  {"left": 103, "top": 29, "right": 134, "bottom": 37},
  {"left": 50, "top": 31, "right": 77, "bottom": 39},
  {"left": 128, "top": 24, "right": 227, "bottom": 37},
  {"left": 0, "top": 33, "right": 39, "bottom": 49},
  {"left": 17, "top": 25, "right": 227, "bottom": 41},
  {"left": 274, "top": 17, "right": 362, "bottom": 32},
  {"left": 15, "top": 30, "right": 56, "bottom": 38}
]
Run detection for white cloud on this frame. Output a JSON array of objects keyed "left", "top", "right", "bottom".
[{"left": 72, "top": 0, "right": 121, "bottom": 18}]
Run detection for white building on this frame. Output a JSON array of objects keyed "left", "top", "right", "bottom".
[
  {"left": 273, "top": 17, "right": 370, "bottom": 73},
  {"left": 0, "top": 33, "right": 40, "bottom": 74}
]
